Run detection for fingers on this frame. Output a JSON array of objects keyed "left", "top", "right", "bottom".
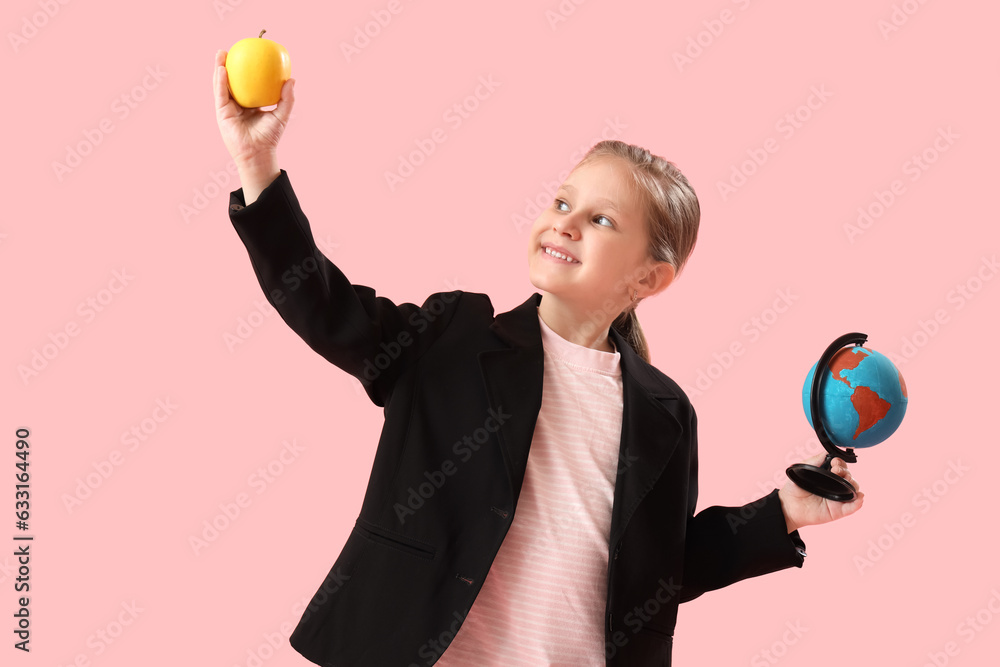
[
  {"left": 272, "top": 77, "right": 295, "bottom": 125},
  {"left": 214, "top": 49, "right": 231, "bottom": 109},
  {"left": 803, "top": 452, "right": 827, "bottom": 467},
  {"left": 830, "top": 457, "right": 862, "bottom": 495},
  {"left": 214, "top": 50, "right": 223, "bottom": 106}
]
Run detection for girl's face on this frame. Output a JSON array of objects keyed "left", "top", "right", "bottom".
[{"left": 527, "top": 157, "right": 671, "bottom": 318}]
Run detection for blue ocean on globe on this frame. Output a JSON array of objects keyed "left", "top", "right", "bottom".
[{"left": 802, "top": 345, "right": 908, "bottom": 449}]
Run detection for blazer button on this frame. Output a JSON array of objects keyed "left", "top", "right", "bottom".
[{"left": 230, "top": 203, "right": 244, "bottom": 211}]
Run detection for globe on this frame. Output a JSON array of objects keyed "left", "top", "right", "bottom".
[{"left": 802, "top": 345, "right": 908, "bottom": 449}]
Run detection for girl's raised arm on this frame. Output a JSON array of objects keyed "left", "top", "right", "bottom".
[
  {"left": 227, "top": 170, "right": 466, "bottom": 407},
  {"left": 215, "top": 48, "right": 466, "bottom": 406}
]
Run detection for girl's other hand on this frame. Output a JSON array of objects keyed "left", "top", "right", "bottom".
[
  {"left": 213, "top": 49, "right": 295, "bottom": 168},
  {"left": 778, "top": 453, "right": 865, "bottom": 532}
]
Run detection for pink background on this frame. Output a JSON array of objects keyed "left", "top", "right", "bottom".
[{"left": 5, "top": 0, "right": 998, "bottom": 665}]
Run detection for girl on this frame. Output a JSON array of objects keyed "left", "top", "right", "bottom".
[{"left": 214, "top": 50, "right": 864, "bottom": 666}]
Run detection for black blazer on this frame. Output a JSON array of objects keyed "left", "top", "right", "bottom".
[{"left": 228, "top": 170, "right": 807, "bottom": 667}]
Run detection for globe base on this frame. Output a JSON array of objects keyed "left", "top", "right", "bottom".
[{"left": 786, "top": 463, "right": 857, "bottom": 502}]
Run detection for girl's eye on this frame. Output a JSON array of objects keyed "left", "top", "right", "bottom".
[{"left": 553, "top": 199, "right": 615, "bottom": 227}]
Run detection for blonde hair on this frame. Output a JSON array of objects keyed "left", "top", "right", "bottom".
[{"left": 571, "top": 140, "right": 700, "bottom": 363}]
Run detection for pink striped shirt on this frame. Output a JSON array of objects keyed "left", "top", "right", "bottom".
[{"left": 437, "top": 309, "right": 624, "bottom": 665}]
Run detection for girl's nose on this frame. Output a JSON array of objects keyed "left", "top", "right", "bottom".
[{"left": 552, "top": 214, "right": 581, "bottom": 238}]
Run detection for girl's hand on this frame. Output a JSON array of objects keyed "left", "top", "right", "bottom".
[
  {"left": 777, "top": 453, "right": 865, "bottom": 532},
  {"left": 213, "top": 49, "right": 295, "bottom": 166}
]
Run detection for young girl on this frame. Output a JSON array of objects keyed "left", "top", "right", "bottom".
[{"left": 214, "top": 51, "right": 864, "bottom": 666}]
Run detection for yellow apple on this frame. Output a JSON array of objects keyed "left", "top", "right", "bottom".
[{"left": 225, "top": 29, "right": 291, "bottom": 108}]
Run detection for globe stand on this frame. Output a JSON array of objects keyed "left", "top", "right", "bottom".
[{"left": 785, "top": 332, "right": 868, "bottom": 502}]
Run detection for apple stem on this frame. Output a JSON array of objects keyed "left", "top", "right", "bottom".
[{"left": 259, "top": 29, "right": 266, "bottom": 38}]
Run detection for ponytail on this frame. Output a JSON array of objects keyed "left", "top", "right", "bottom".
[{"left": 611, "top": 305, "right": 650, "bottom": 364}]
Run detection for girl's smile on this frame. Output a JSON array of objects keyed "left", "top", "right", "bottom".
[{"left": 540, "top": 243, "right": 581, "bottom": 264}]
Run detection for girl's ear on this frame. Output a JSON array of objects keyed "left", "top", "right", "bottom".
[{"left": 640, "top": 261, "right": 675, "bottom": 298}]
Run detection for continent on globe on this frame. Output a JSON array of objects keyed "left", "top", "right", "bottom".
[
  {"left": 828, "top": 346, "right": 868, "bottom": 388},
  {"left": 850, "top": 385, "right": 891, "bottom": 439}
]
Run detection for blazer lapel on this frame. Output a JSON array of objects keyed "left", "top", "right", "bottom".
[{"left": 478, "top": 293, "right": 687, "bottom": 546}]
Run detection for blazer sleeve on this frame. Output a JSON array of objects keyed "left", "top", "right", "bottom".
[
  {"left": 679, "top": 406, "right": 807, "bottom": 603},
  {"left": 227, "top": 169, "right": 463, "bottom": 407}
]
